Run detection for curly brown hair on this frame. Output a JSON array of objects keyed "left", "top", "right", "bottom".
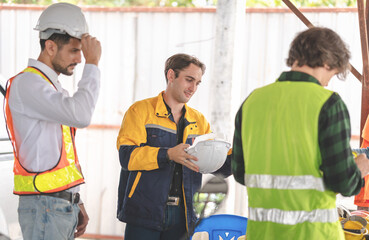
[{"left": 286, "top": 27, "right": 351, "bottom": 80}]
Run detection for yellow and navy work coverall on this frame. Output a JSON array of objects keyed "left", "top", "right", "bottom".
[{"left": 116, "top": 91, "right": 231, "bottom": 231}]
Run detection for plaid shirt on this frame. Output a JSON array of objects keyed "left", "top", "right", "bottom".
[{"left": 232, "top": 71, "right": 364, "bottom": 196}]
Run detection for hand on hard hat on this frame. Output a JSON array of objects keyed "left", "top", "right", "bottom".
[
  {"left": 81, "top": 34, "right": 101, "bottom": 66},
  {"left": 167, "top": 143, "right": 199, "bottom": 172},
  {"left": 354, "top": 153, "right": 369, "bottom": 178},
  {"left": 185, "top": 133, "right": 231, "bottom": 174}
]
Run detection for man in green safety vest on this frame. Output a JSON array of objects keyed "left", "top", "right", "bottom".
[{"left": 232, "top": 27, "right": 369, "bottom": 239}]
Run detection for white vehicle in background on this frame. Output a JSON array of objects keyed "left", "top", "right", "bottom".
[{"left": 0, "top": 74, "right": 22, "bottom": 240}]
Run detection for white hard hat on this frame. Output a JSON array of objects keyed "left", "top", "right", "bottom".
[
  {"left": 34, "top": 3, "right": 88, "bottom": 40},
  {"left": 186, "top": 133, "right": 231, "bottom": 174}
]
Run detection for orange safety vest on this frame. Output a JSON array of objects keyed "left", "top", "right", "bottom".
[
  {"left": 355, "top": 116, "right": 369, "bottom": 207},
  {"left": 4, "top": 67, "right": 85, "bottom": 194}
]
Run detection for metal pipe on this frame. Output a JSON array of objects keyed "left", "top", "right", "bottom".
[{"left": 282, "top": 0, "right": 362, "bottom": 82}]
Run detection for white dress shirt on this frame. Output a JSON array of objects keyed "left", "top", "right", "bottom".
[{"left": 8, "top": 59, "right": 100, "bottom": 192}]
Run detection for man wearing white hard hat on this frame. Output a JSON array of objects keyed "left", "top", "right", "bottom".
[
  {"left": 4, "top": 3, "right": 101, "bottom": 240},
  {"left": 116, "top": 53, "right": 232, "bottom": 240}
]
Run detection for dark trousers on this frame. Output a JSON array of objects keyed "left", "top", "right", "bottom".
[{"left": 124, "top": 204, "right": 187, "bottom": 240}]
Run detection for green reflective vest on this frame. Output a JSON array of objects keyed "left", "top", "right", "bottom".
[{"left": 241, "top": 80, "right": 344, "bottom": 239}]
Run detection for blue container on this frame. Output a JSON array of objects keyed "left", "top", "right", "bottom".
[{"left": 191, "top": 214, "right": 248, "bottom": 240}]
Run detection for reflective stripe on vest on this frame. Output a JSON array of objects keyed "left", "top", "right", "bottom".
[
  {"left": 241, "top": 80, "right": 343, "bottom": 239},
  {"left": 5, "top": 67, "right": 84, "bottom": 194},
  {"left": 245, "top": 174, "right": 326, "bottom": 192},
  {"left": 248, "top": 207, "right": 338, "bottom": 225},
  {"left": 245, "top": 174, "right": 337, "bottom": 224}
]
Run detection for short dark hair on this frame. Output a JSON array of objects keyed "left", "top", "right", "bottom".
[
  {"left": 164, "top": 53, "right": 206, "bottom": 83},
  {"left": 40, "top": 33, "right": 73, "bottom": 51},
  {"left": 286, "top": 27, "right": 351, "bottom": 79}
]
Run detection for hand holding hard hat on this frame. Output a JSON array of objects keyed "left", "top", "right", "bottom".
[
  {"left": 185, "top": 133, "right": 231, "bottom": 174},
  {"left": 81, "top": 34, "right": 102, "bottom": 66},
  {"left": 34, "top": 3, "right": 102, "bottom": 67},
  {"left": 167, "top": 143, "right": 200, "bottom": 172}
]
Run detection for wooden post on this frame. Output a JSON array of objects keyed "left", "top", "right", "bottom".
[{"left": 358, "top": 0, "right": 369, "bottom": 146}]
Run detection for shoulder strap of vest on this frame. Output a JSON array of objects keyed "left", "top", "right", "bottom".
[{"left": 23, "top": 67, "right": 56, "bottom": 89}]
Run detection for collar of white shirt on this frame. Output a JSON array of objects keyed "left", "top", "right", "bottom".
[{"left": 27, "top": 58, "right": 61, "bottom": 91}]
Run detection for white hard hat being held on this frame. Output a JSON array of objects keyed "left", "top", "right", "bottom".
[
  {"left": 185, "top": 133, "right": 231, "bottom": 174},
  {"left": 34, "top": 3, "right": 88, "bottom": 40}
]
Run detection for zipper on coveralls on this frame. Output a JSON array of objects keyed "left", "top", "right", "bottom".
[
  {"left": 181, "top": 120, "right": 197, "bottom": 233},
  {"left": 161, "top": 113, "right": 177, "bottom": 228}
]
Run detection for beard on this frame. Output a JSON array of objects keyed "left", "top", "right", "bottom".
[
  {"left": 52, "top": 55, "right": 77, "bottom": 76},
  {"left": 52, "top": 62, "right": 76, "bottom": 76}
]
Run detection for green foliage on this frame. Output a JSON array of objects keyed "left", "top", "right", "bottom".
[
  {"left": 2, "top": 0, "right": 123, "bottom": 6},
  {"left": 3, "top": 0, "right": 52, "bottom": 3},
  {"left": 0, "top": 0, "right": 359, "bottom": 7},
  {"left": 1, "top": 0, "right": 195, "bottom": 6},
  {"left": 122, "top": 0, "right": 195, "bottom": 7},
  {"left": 246, "top": 0, "right": 357, "bottom": 7}
]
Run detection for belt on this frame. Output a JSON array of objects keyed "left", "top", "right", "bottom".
[
  {"left": 43, "top": 191, "right": 80, "bottom": 204},
  {"left": 167, "top": 196, "right": 181, "bottom": 206}
]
